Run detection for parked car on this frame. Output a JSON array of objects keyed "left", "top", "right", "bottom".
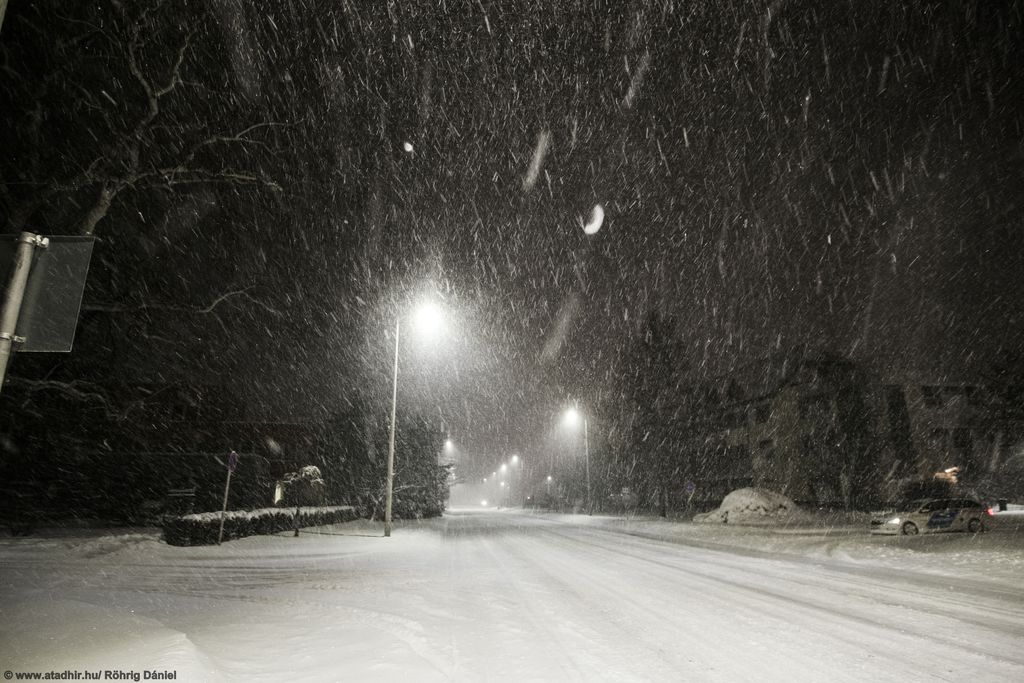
[{"left": 870, "top": 498, "right": 993, "bottom": 535}]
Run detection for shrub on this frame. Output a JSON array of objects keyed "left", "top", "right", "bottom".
[{"left": 162, "top": 505, "right": 356, "bottom": 546}]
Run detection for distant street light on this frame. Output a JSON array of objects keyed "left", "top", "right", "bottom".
[
  {"left": 509, "top": 455, "right": 522, "bottom": 507},
  {"left": 384, "top": 300, "right": 446, "bottom": 538},
  {"left": 563, "top": 406, "right": 591, "bottom": 515}
]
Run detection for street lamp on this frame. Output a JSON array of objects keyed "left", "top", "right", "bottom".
[
  {"left": 413, "top": 301, "right": 443, "bottom": 341},
  {"left": 563, "top": 406, "right": 591, "bottom": 515},
  {"left": 510, "top": 454, "right": 521, "bottom": 507},
  {"left": 384, "top": 300, "right": 444, "bottom": 538}
]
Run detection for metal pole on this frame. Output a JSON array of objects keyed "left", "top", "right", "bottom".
[
  {"left": 584, "top": 417, "right": 591, "bottom": 515},
  {"left": 217, "top": 467, "right": 233, "bottom": 545},
  {"left": 0, "top": 232, "right": 44, "bottom": 396},
  {"left": 384, "top": 317, "right": 400, "bottom": 537}
]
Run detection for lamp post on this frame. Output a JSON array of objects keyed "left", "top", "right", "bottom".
[
  {"left": 564, "top": 407, "right": 591, "bottom": 515},
  {"left": 510, "top": 454, "right": 521, "bottom": 507},
  {"left": 499, "top": 463, "right": 509, "bottom": 507},
  {"left": 384, "top": 301, "right": 443, "bottom": 537}
]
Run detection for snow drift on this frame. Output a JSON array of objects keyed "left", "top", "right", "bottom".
[{"left": 695, "top": 488, "right": 796, "bottom": 525}]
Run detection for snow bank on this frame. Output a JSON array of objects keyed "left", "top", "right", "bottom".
[{"left": 694, "top": 488, "right": 796, "bottom": 525}]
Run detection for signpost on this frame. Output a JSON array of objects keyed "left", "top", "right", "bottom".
[
  {"left": 217, "top": 450, "right": 240, "bottom": 545},
  {"left": 685, "top": 480, "right": 696, "bottom": 510},
  {"left": 0, "top": 232, "right": 95, "bottom": 394}
]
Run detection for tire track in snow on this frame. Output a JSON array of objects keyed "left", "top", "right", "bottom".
[
  {"left": 546, "top": 522, "right": 1024, "bottom": 634},
  {"left": 527, "top": 522, "right": 1024, "bottom": 676}
]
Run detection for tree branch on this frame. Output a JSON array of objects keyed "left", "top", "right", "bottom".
[
  {"left": 83, "top": 287, "right": 283, "bottom": 317},
  {"left": 7, "top": 378, "right": 109, "bottom": 405},
  {"left": 3, "top": 3, "right": 281, "bottom": 236}
]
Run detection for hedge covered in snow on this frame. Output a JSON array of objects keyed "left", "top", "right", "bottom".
[{"left": 162, "top": 505, "right": 357, "bottom": 546}]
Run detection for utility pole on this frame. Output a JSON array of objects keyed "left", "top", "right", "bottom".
[
  {"left": 384, "top": 317, "right": 400, "bottom": 537},
  {"left": 584, "top": 416, "right": 591, "bottom": 515}
]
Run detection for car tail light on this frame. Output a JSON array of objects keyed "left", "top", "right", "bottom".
[{"left": 986, "top": 506, "right": 995, "bottom": 517}]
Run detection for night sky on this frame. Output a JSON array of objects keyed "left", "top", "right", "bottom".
[{"left": 2, "top": 1, "right": 1022, "bottom": 477}]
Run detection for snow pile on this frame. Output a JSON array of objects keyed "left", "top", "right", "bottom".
[{"left": 694, "top": 488, "right": 797, "bottom": 525}]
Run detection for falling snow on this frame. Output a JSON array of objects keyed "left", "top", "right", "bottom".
[{"left": 1, "top": 0, "right": 1023, "bottom": 680}]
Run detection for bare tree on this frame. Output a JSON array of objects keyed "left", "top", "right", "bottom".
[{"left": 0, "top": 2, "right": 280, "bottom": 237}]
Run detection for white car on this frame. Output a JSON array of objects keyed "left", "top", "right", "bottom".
[{"left": 870, "top": 498, "right": 993, "bottom": 535}]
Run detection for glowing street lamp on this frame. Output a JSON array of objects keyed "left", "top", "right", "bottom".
[
  {"left": 563, "top": 406, "right": 591, "bottom": 515},
  {"left": 413, "top": 301, "right": 444, "bottom": 341},
  {"left": 509, "top": 454, "right": 522, "bottom": 506},
  {"left": 384, "top": 300, "right": 445, "bottom": 537}
]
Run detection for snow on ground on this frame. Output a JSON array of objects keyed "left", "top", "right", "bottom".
[
  {"left": 2, "top": 511, "right": 1023, "bottom": 682},
  {"left": 536, "top": 505, "right": 1024, "bottom": 589}
]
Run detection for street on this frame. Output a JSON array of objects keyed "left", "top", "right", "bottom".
[{"left": 2, "top": 510, "right": 1023, "bottom": 681}]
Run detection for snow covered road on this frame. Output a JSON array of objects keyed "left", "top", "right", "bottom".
[{"left": 2, "top": 510, "right": 1023, "bottom": 682}]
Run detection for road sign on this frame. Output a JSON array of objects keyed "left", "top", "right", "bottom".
[
  {"left": 0, "top": 234, "right": 95, "bottom": 352},
  {"left": 684, "top": 480, "right": 696, "bottom": 495},
  {"left": 228, "top": 450, "right": 239, "bottom": 472}
]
